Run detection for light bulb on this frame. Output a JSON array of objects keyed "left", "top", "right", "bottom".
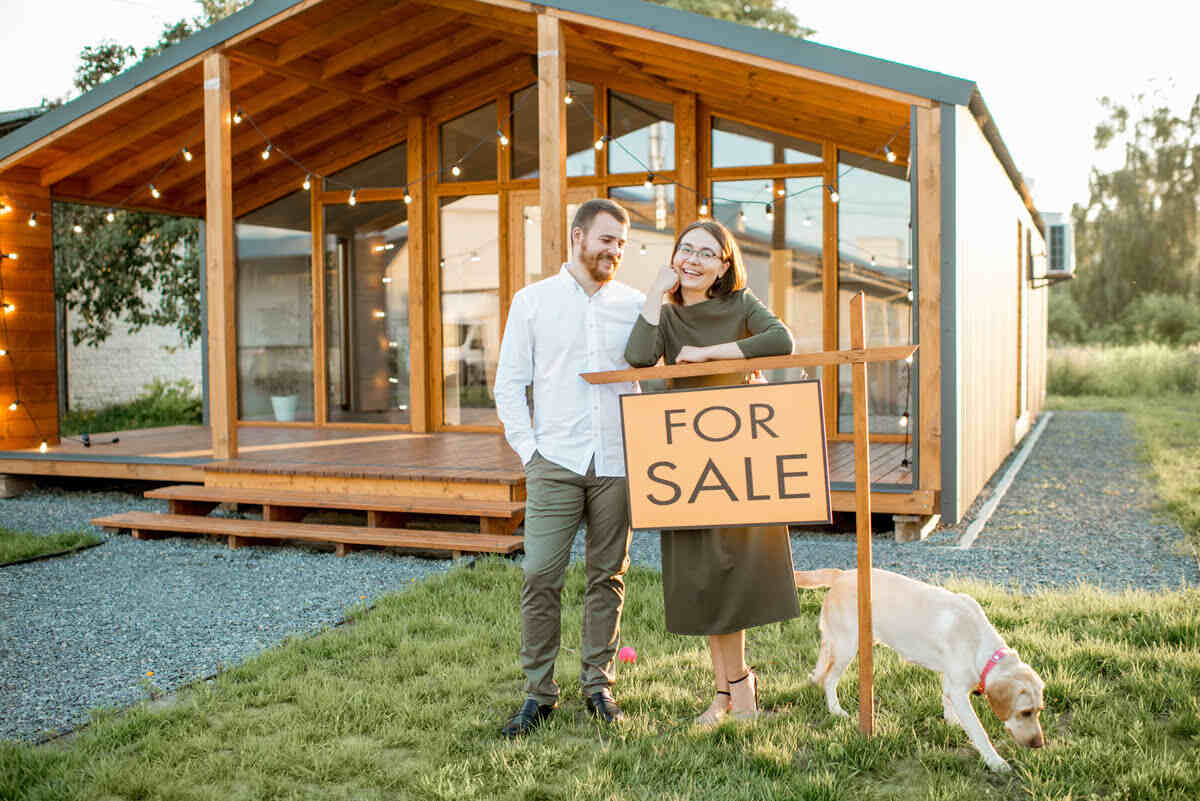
[
  {"left": 885, "top": 145, "right": 896, "bottom": 163},
  {"left": 776, "top": 187, "right": 785, "bottom": 197},
  {"left": 388, "top": 377, "right": 399, "bottom": 384},
  {"left": 907, "top": 290, "right": 914, "bottom": 301},
  {"left": 8, "top": 400, "right": 17, "bottom": 411},
  {"left": 594, "top": 136, "right": 605, "bottom": 150},
  {"left": 828, "top": 186, "right": 840, "bottom": 203},
  {"left": 403, "top": 189, "right": 412, "bottom": 204},
  {"left": 28, "top": 213, "right": 37, "bottom": 227},
  {"left": 451, "top": 164, "right": 461, "bottom": 177},
  {"left": 150, "top": 184, "right": 161, "bottom": 199},
  {"left": 381, "top": 275, "right": 393, "bottom": 283},
  {"left": 348, "top": 189, "right": 357, "bottom": 206},
  {"left": 387, "top": 340, "right": 399, "bottom": 348},
  {"left": 905, "top": 354, "right": 914, "bottom": 365},
  {"left": 699, "top": 198, "right": 709, "bottom": 216},
  {"left": 182, "top": 147, "right": 193, "bottom": 162},
  {"left": 233, "top": 109, "right": 243, "bottom": 124},
  {"left": 564, "top": 93, "right": 573, "bottom": 105},
  {"left": 261, "top": 144, "right": 272, "bottom": 160},
  {"left": 3, "top": 303, "right": 14, "bottom": 313},
  {"left": 803, "top": 215, "right": 814, "bottom": 227},
  {"left": 39, "top": 441, "right": 48, "bottom": 453},
  {"left": 643, "top": 173, "right": 654, "bottom": 189},
  {"left": 0, "top": 203, "right": 9, "bottom": 214},
  {"left": 470, "top": 250, "right": 481, "bottom": 262},
  {"left": 373, "top": 310, "right": 385, "bottom": 318},
  {"left": 106, "top": 210, "right": 115, "bottom": 223},
  {"left": 72, "top": 223, "right": 83, "bottom": 234},
  {"left": 302, "top": 174, "right": 311, "bottom": 191},
  {"left": 764, "top": 203, "right": 773, "bottom": 220},
  {"left": 899, "top": 413, "right": 909, "bottom": 428},
  {"left": 498, "top": 130, "right": 509, "bottom": 146},
  {"left": 639, "top": 243, "right": 647, "bottom": 256},
  {"left": 0, "top": 349, "right": 7, "bottom": 356}
]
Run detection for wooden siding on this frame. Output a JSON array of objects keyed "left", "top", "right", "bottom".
[
  {"left": 952, "top": 105, "right": 1047, "bottom": 519},
  {"left": 0, "top": 176, "right": 57, "bottom": 450}
]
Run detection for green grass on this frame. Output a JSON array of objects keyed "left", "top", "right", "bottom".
[
  {"left": 0, "top": 529, "right": 102, "bottom": 566},
  {"left": 1048, "top": 344, "right": 1200, "bottom": 396},
  {"left": 3, "top": 559, "right": 1199, "bottom": 800},
  {"left": 1048, "top": 394, "right": 1200, "bottom": 550},
  {"left": 60, "top": 379, "right": 201, "bottom": 437}
]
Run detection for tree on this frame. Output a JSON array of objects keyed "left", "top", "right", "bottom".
[
  {"left": 652, "top": 0, "right": 814, "bottom": 38},
  {"left": 54, "top": 2, "right": 251, "bottom": 347},
  {"left": 1068, "top": 93, "right": 1200, "bottom": 330}
]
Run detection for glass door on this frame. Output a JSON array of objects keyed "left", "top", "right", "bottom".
[{"left": 322, "top": 199, "right": 412, "bottom": 424}]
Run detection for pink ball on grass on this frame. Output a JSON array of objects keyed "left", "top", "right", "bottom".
[{"left": 618, "top": 646, "right": 637, "bottom": 663}]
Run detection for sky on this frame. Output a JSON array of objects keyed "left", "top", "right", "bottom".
[{"left": 1, "top": 0, "right": 1195, "bottom": 214}]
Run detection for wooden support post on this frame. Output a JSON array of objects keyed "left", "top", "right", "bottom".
[
  {"left": 537, "top": 13, "right": 566, "bottom": 276},
  {"left": 822, "top": 145, "right": 839, "bottom": 441},
  {"left": 849, "top": 291, "right": 874, "bottom": 736},
  {"left": 203, "top": 53, "right": 238, "bottom": 459},
  {"left": 675, "top": 92, "right": 698, "bottom": 225},
  {"left": 406, "top": 113, "right": 429, "bottom": 432},
  {"left": 914, "top": 105, "right": 942, "bottom": 496},
  {"left": 311, "top": 171, "right": 327, "bottom": 426}
]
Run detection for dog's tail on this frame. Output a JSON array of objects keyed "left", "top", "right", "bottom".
[{"left": 793, "top": 568, "right": 845, "bottom": 588}]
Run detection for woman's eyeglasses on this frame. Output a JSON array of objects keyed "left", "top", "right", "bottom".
[{"left": 675, "top": 244, "right": 721, "bottom": 263}]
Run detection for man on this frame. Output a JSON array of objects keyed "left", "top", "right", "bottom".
[{"left": 493, "top": 198, "right": 645, "bottom": 738}]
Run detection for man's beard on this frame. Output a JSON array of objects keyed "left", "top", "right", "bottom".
[{"left": 579, "top": 239, "right": 619, "bottom": 285}]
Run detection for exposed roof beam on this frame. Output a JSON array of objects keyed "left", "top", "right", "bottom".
[
  {"left": 276, "top": 0, "right": 405, "bottom": 65},
  {"left": 320, "top": 9, "right": 463, "bottom": 80},
  {"left": 394, "top": 45, "right": 524, "bottom": 104},
  {"left": 360, "top": 27, "right": 493, "bottom": 93},
  {"left": 561, "top": 23, "right": 679, "bottom": 98}
]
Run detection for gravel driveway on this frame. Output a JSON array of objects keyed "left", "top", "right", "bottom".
[{"left": 2, "top": 410, "right": 1196, "bottom": 743}]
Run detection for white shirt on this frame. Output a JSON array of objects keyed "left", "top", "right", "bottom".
[{"left": 493, "top": 266, "right": 645, "bottom": 477}]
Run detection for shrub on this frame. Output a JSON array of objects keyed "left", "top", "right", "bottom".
[
  {"left": 61, "top": 378, "right": 202, "bottom": 435},
  {"left": 1121, "top": 292, "right": 1200, "bottom": 346},
  {"left": 1048, "top": 344, "right": 1200, "bottom": 396}
]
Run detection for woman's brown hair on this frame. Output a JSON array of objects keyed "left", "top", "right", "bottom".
[{"left": 669, "top": 219, "right": 747, "bottom": 304}]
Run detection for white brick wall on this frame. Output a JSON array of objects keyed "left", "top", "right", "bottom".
[{"left": 66, "top": 308, "right": 202, "bottom": 412}]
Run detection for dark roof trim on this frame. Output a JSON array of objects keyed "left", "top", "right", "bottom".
[
  {"left": 967, "top": 89, "right": 1045, "bottom": 237},
  {"left": 544, "top": 0, "right": 976, "bottom": 105},
  {"left": 0, "top": 0, "right": 303, "bottom": 165}
]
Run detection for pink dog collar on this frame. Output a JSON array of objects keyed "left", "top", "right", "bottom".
[{"left": 973, "top": 648, "right": 1010, "bottom": 695}]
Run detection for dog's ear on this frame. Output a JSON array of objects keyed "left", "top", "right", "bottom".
[{"left": 984, "top": 676, "right": 1016, "bottom": 721}]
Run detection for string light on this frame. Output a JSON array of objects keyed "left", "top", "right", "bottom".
[
  {"left": 899, "top": 413, "right": 909, "bottom": 428},
  {"left": 2, "top": 303, "right": 14, "bottom": 313},
  {"left": 27, "top": 213, "right": 37, "bottom": 227},
  {"left": 39, "top": 441, "right": 47, "bottom": 453},
  {"left": 764, "top": 202, "right": 773, "bottom": 220},
  {"left": 381, "top": 275, "right": 393, "bottom": 282},
  {"left": 698, "top": 198, "right": 709, "bottom": 216},
  {"left": 181, "top": 147, "right": 193, "bottom": 162},
  {"left": 302, "top": 174, "right": 311, "bottom": 191},
  {"left": 403, "top": 188, "right": 412, "bottom": 205},
  {"left": 639, "top": 243, "right": 647, "bottom": 255},
  {"left": 885, "top": 145, "right": 896, "bottom": 163},
  {"left": 0, "top": 349, "right": 7, "bottom": 356},
  {"left": 643, "top": 172, "right": 654, "bottom": 189},
  {"left": 8, "top": 400, "right": 17, "bottom": 411},
  {"left": 594, "top": 135, "right": 606, "bottom": 151},
  {"left": 149, "top": 184, "right": 161, "bottom": 199},
  {"left": 469, "top": 250, "right": 481, "bottom": 262},
  {"left": 450, "top": 163, "right": 461, "bottom": 177},
  {"left": 260, "top": 144, "right": 272, "bottom": 160},
  {"left": 905, "top": 354, "right": 914, "bottom": 365},
  {"left": 564, "top": 92, "right": 573, "bottom": 105},
  {"left": 0, "top": 202, "right": 9, "bottom": 214},
  {"left": 373, "top": 310, "right": 385, "bottom": 318},
  {"left": 1, "top": 253, "right": 16, "bottom": 261},
  {"left": 826, "top": 185, "right": 840, "bottom": 203},
  {"left": 105, "top": 210, "right": 115, "bottom": 223},
  {"left": 348, "top": 189, "right": 357, "bottom": 206},
  {"left": 388, "top": 376, "right": 399, "bottom": 384},
  {"left": 803, "top": 215, "right": 814, "bottom": 227},
  {"left": 72, "top": 223, "right": 83, "bottom": 234},
  {"left": 387, "top": 340, "right": 399, "bottom": 348},
  {"left": 497, "top": 130, "right": 509, "bottom": 147},
  {"left": 233, "top": 108, "right": 243, "bottom": 124},
  {"left": 776, "top": 187, "right": 785, "bottom": 197}
]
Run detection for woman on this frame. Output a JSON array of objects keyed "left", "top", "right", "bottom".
[{"left": 624, "top": 219, "right": 800, "bottom": 724}]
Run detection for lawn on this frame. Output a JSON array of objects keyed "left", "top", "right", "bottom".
[
  {"left": 0, "top": 529, "right": 102, "bottom": 566},
  {"left": 3, "top": 558, "right": 1198, "bottom": 801}
]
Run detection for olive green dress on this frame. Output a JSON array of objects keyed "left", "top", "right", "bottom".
[{"left": 624, "top": 289, "right": 802, "bottom": 635}]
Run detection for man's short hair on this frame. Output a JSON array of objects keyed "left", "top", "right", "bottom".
[{"left": 571, "top": 198, "right": 630, "bottom": 237}]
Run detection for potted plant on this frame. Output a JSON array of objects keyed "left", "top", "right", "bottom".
[{"left": 252, "top": 368, "right": 308, "bottom": 421}]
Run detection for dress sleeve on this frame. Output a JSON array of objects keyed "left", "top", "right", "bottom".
[
  {"left": 734, "top": 291, "right": 795, "bottom": 358},
  {"left": 624, "top": 313, "right": 666, "bottom": 367}
]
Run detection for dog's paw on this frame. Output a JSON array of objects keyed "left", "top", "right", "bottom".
[
  {"left": 987, "top": 757, "right": 1011, "bottom": 773},
  {"left": 831, "top": 707, "right": 850, "bottom": 720}
]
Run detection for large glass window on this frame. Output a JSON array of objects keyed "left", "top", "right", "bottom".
[
  {"left": 325, "top": 141, "right": 406, "bottom": 189},
  {"left": 235, "top": 190, "right": 314, "bottom": 422},
  {"left": 323, "top": 200, "right": 411, "bottom": 424},
  {"left": 608, "top": 91, "right": 674, "bottom": 175},
  {"left": 440, "top": 195, "right": 500, "bottom": 427},
  {"left": 608, "top": 183, "right": 676, "bottom": 296},
  {"left": 510, "top": 81, "right": 596, "bottom": 179},
  {"left": 712, "top": 117, "right": 821, "bottom": 168},
  {"left": 712, "top": 178, "right": 823, "bottom": 385},
  {"left": 836, "top": 152, "right": 912, "bottom": 435},
  {"left": 441, "top": 103, "right": 498, "bottom": 183}
]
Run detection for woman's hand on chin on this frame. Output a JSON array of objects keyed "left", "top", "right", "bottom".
[{"left": 675, "top": 345, "right": 712, "bottom": 363}]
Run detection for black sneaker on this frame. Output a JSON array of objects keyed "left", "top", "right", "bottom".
[
  {"left": 584, "top": 689, "right": 625, "bottom": 723},
  {"left": 501, "top": 698, "right": 555, "bottom": 738}
]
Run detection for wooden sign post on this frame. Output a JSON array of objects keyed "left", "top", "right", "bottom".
[{"left": 582, "top": 291, "right": 912, "bottom": 738}]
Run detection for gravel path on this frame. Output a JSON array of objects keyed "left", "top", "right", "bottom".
[{"left": 2, "top": 410, "right": 1196, "bottom": 744}]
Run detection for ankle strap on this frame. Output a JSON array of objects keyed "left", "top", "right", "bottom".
[
  {"left": 729, "top": 670, "right": 753, "bottom": 685},
  {"left": 716, "top": 690, "right": 731, "bottom": 695}
]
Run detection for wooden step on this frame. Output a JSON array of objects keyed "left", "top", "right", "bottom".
[
  {"left": 92, "top": 511, "right": 524, "bottom": 558},
  {"left": 144, "top": 484, "right": 525, "bottom": 534}
]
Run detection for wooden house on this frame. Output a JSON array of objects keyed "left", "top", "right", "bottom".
[{"left": 0, "top": 0, "right": 1050, "bottom": 549}]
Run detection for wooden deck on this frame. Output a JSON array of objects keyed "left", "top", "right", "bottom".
[{"left": 0, "top": 425, "right": 927, "bottom": 513}]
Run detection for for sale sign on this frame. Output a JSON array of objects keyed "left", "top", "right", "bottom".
[{"left": 620, "top": 380, "right": 831, "bottom": 531}]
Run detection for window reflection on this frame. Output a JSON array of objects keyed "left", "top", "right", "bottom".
[
  {"left": 440, "top": 195, "right": 500, "bottom": 427},
  {"left": 236, "top": 190, "right": 314, "bottom": 422},
  {"left": 325, "top": 141, "right": 406, "bottom": 189},
  {"left": 440, "top": 103, "right": 498, "bottom": 182},
  {"left": 608, "top": 91, "right": 674, "bottom": 175},
  {"left": 712, "top": 117, "right": 821, "bottom": 168},
  {"left": 511, "top": 82, "right": 596, "bottom": 179},
  {"left": 836, "top": 152, "right": 913, "bottom": 435},
  {"left": 712, "top": 178, "right": 822, "bottom": 385},
  {"left": 607, "top": 184, "right": 676, "bottom": 297}
]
